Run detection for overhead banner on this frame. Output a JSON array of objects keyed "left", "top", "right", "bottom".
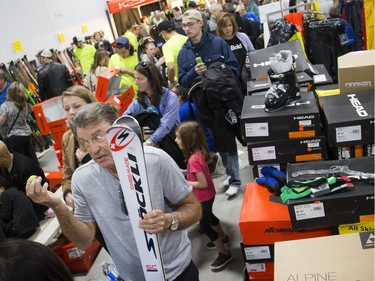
[{"left": 107, "top": 0, "right": 158, "bottom": 14}]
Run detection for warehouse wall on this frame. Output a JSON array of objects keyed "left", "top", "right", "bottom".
[{"left": 0, "top": 0, "right": 115, "bottom": 63}]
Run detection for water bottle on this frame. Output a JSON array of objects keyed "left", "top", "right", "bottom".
[{"left": 101, "top": 261, "right": 124, "bottom": 281}]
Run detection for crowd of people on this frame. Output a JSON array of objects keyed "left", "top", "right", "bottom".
[{"left": 0, "top": 0, "right": 268, "bottom": 279}]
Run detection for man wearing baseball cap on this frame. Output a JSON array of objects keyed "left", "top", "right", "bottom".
[
  {"left": 158, "top": 21, "right": 187, "bottom": 86},
  {"left": 37, "top": 49, "right": 73, "bottom": 101},
  {"left": 72, "top": 36, "right": 96, "bottom": 75},
  {"left": 108, "top": 36, "right": 138, "bottom": 90},
  {"left": 177, "top": 5, "right": 243, "bottom": 229}
]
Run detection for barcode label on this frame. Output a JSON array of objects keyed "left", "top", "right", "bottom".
[
  {"left": 245, "top": 123, "right": 269, "bottom": 137},
  {"left": 336, "top": 125, "right": 361, "bottom": 143},
  {"left": 313, "top": 74, "right": 327, "bottom": 83},
  {"left": 252, "top": 146, "right": 276, "bottom": 161},
  {"left": 246, "top": 262, "right": 266, "bottom": 272},
  {"left": 294, "top": 203, "right": 325, "bottom": 221},
  {"left": 244, "top": 246, "right": 271, "bottom": 260}
]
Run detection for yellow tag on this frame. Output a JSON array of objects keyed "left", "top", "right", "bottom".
[
  {"left": 315, "top": 88, "right": 340, "bottom": 97},
  {"left": 57, "top": 33, "right": 65, "bottom": 43},
  {"left": 12, "top": 40, "right": 23, "bottom": 52},
  {"left": 339, "top": 220, "right": 374, "bottom": 234},
  {"left": 81, "top": 24, "right": 88, "bottom": 33}
]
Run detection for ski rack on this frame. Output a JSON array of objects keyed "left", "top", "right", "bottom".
[{"left": 266, "top": 1, "right": 315, "bottom": 23}]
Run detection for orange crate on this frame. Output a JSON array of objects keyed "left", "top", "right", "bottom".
[{"left": 50, "top": 235, "right": 101, "bottom": 274}]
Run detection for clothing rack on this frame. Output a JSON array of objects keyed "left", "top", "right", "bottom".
[{"left": 266, "top": 1, "right": 315, "bottom": 23}]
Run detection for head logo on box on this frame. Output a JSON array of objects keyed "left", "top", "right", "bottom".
[{"left": 348, "top": 94, "right": 369, "bottom": 117}]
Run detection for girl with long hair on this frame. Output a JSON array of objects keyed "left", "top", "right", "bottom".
[{"left": 175, "top": 121, "right": 233, "bottom": 270}]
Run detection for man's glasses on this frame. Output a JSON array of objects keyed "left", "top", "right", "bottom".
[
  {"left": 118, "top": 185, "right": 128, "bottom": 216},
  {"left": 82, "top": 133, "right": 107, "bottom": 149},
  {"left": 182, "top": 21, "right": 198, "bottom": 29}
]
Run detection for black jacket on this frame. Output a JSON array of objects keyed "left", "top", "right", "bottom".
[
  {"left": 37, "top": 62, "right": 73, "bottom": 101},
  {"left": 0, "top": 187, "right": 39, "bottom": 238},
  {"left": 131, "top": 111, "right": 186, "bottom": 169},
  {"left": 1, "top": 152, "right": 49, "bottom": 220}
]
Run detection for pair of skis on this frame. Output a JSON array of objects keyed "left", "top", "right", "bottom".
[{"left": 106, "top": 116, "right": 166, "bottom": 281}]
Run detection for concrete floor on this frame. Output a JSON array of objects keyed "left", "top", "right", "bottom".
[{"left": 39, "top": 142, "right": 253, "bottom": 281}]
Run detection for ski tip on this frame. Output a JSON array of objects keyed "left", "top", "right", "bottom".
[{"left": 113, "top": 115, "right": 139, "bottom": 126}]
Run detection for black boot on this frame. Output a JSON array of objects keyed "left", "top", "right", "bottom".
[{"left": 264, "top": 50, "right": 300, "bottom": 112}]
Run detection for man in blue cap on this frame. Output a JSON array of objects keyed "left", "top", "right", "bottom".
[{"left": 108, "top": 36, "right": 139, "bottom": 90}]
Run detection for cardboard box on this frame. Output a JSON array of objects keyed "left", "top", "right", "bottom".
[
  {"left": 338, "top": 50, "right": 375, "bottom": 94},
  {"left": 319, "top": 90, "right": 374, "bottom": 147},
  {"left": 247, "top": 136, "right": 327, "bottom": 165},
  {"left": 275, "top": 232, "right": 375, "bottom": 281},
  {"left": 241, "top": 92, "right": 321, "bottom": 142},
  {"left": 239, "top": 183, "right": 332, "bottom": 261},
  {"left": 249, "top": 40, "right": 310, "bottom": 79},
  {"left": 296, "top": 71, "right": 313, "bottom": 88},
  {"left": 286, "top": 157, "right": 375, "bottom": 229}
]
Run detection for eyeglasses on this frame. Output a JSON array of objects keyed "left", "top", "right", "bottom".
[
  {"left": 82, "top": 133, "right": 107, "bottom": 149},
  {"left": 118, "top": 185, "right": 128, "bottom": 216},
  {"left": 182, "top": 21, "right": 199, "bottom": 29}
]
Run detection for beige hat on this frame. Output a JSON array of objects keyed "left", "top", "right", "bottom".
[
  {"left": 40, "top": 49, "right": 52, "bottom": 58},
  {"left": 182, "top": 10, "right": 203, "bottom": 21}
]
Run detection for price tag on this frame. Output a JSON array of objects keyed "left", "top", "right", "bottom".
[
  {"left": 244, "top": 246, "right": 271, "bottom": 260},
  {"left": 294, "top": 202, "right": 325, "bottom": 221},
  {"left": 336, "top": 125, "right": 361, "bottom": 143},
  {"left": 245, "top": 122, "right": 269, "bottom": 137},
  {"left": 246, "top": 262, "right": 266, "bottom": 272},
  {"left": 313, "top": 74, "right": 327, "bottom": 83},
  {"left": 252, "top": 146, "right": 276, "bottom": 161}
]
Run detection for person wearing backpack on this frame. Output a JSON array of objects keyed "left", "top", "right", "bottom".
[{"left": 177, "top": 9, "right": 244, "bottom": 200}]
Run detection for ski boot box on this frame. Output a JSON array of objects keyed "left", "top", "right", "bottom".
[
  {"left": 248, "top": 40, "right": 310, "bottom": 79},
  {"left": 274, "top": 232, "right": 374, "bottom": 281},
  {"left": 241, "top": 91, "right": 321, "bottom": 142},
  {"left": 286, "top": 157, "right": 375, "bottom": 230},
  {"left": 239, "top": 183, "right": 332, "bottom": 263},
  {"left": 328, "top": 143, "right": 374, "bottom": 160},
  {"left": 245, "top": 261, "right": 274, "bottom": 281},
  {"left": 247, "top": 78, "right": 272, "bottom": 95},
  {"left": 252, "top": 163, "right": 287, "bottom": 178},
  {"left": 247, "top": 136, "right": 327, "bottom": 165},
  {"left": 311, "top": 64, "right": 333, "bottom": 87},
  {"left": 50, "top": 235, "right": 101, "bottom": 274},
  {"left": 319, "top": 90, "right": 374, "bottom": 147},
  {"left": 295, "top": 71, "right": 313, "bottom": 89}
]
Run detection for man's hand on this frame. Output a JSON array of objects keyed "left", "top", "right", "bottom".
[
  {"left": 26, "top": 176, "right": 61, "bottom": 209},
  {"left": 138, "top": 209, "right": 170, "bottom": 234},
  {"left": 195, "top": 63, "right": 207, "bottom": 76}
]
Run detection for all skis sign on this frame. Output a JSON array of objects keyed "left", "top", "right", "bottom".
[{"left": 106, "top": 116, "right": 166, "bottom": 281}]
